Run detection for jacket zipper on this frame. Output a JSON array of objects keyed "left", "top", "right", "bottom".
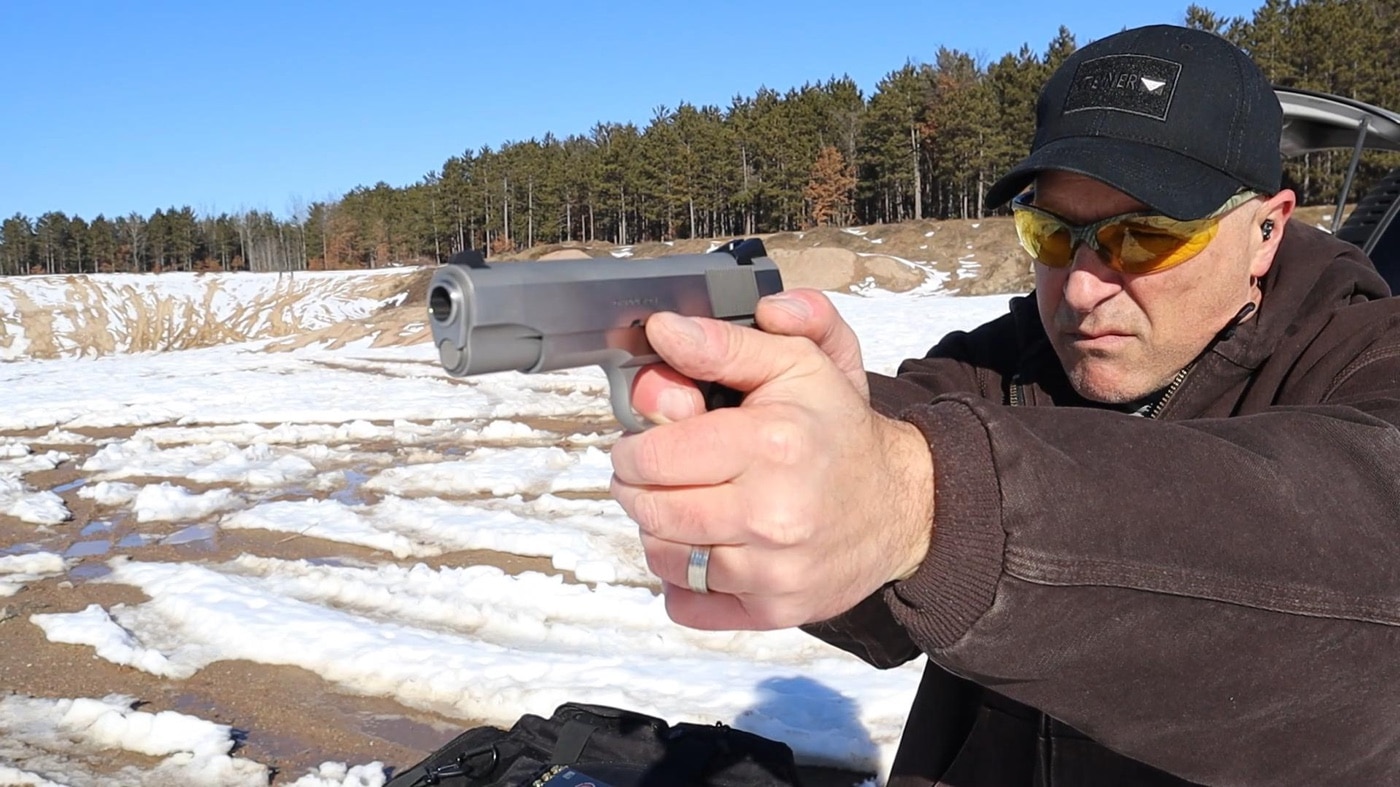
[
  {"left": 1009, "top": 375, "right": 1025, "bottom": 407},
  {"left": 1144, "top": 363, "right": 1193, "bottom": 420}
]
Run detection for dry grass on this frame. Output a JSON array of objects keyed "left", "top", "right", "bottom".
[{"left": 2, "top": 271, "right": 432, "bottom": 359}]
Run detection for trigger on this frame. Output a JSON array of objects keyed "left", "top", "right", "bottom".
[
  {"left": 699, "top": 382, "right": 745, "bottom": 411},
  {"left": 603, "top": 366, "right": 653, "bottom": 433}
]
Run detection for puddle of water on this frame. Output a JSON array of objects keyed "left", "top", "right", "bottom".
[
  {"left": 81, "top": 520, "right": 114, "bottom": 537},
  {"left": 270, "top": 486, "right": 317, "bottom": 504},
  {"left": 64, "top": 540, "right": 111, "bottom": 558},
  {"left": 116, "top": 533, "right": 156, "bottom": 549},
  {"left": 356, "top": 711, "right": 468, "bottom": 751},
  {"left": 52, "top": 478, "right": 88, "bottom": 494},
  {"left": 1, "top": 542, "right": 44, "bottom": 557},
  {"left": 329, "top": 469, "right": 371, "bottom": 506},
  {"left": 162, "top": 524, "right": 216, "bottom": 548},
  {"left": 70, "top": 562, "right": 113, "bottom": 581}
]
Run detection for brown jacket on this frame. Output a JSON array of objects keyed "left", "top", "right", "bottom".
[{"left": 807, "top": 222, "right": 1400, "bottom": 785}]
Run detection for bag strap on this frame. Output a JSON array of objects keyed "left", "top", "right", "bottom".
[{"left": 552, "top": 719, "right": 597, "bottom": 764}]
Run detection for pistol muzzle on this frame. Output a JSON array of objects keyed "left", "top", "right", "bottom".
[{"left": 428, "top": 265, "right": 544, "bottom": 376}]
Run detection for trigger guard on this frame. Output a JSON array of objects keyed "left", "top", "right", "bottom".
[{"left": 603, "top": 366, "right": 653, "bottom": 433}]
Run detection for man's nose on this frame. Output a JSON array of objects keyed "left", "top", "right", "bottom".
[{"left": 1062, "top": 243, "right": 1123, "bottom": 312}]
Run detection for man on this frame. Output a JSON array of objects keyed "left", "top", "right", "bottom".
[{"left": 610, "top": 24, "right": 1400, "bottom": 785}]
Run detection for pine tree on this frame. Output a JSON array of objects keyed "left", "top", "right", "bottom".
[
  {"left": 926, "top": 48, "right": 997, "bottom": 218},
  {"left": 88, "top": 215, "right": 119, "bottom": 272},
  {"left": 35, "top": 212, "right": 71, "bottom": 274},
  {"left": 805, "top": 145, "right": 857, "bottom": 227},
  {"left": 861, "top": 62, "right": 934, "bottom": 223},
  {"left": 984, "top": 45, "right": 1046, "bottom": 200},
  {"left": 0, "top": 215, "right": 36, "bottom": 276},
  {"left": 1184, "top": 4, "right": 1233, "bottom": 34}
]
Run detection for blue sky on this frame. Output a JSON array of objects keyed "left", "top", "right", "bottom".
[{"left": 2, "top": 0, "right": 1265, "bottom": 221}]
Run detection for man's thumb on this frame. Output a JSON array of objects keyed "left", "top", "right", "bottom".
[
  {"left": 645, "top": 311, "right": 807, "bottom": 395},
  {"left": 755, "top": 290, "right": 867, "bottom": 397}
]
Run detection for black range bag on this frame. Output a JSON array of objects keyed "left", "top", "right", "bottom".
[{"left": 384, "top": 702, "right": 872, "bottom": 787}]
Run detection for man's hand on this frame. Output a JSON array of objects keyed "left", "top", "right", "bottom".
[{"left": 609, "top": 289, "right": 935, "bottom": 630}]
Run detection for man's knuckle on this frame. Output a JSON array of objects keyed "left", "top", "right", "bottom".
[
  {"left": 756, "top": 420, "right": 807, "bottom": 467},
  {"left": 770, "top": 512, "right": 811, "bottom": 548}
]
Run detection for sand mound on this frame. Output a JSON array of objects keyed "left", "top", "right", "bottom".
[
  {"left": 537, "top": 249, "right": 594, "bottom": 260},
  {"left": 490, "top": 216, "right": 1035, "bottom": 295},
  {"left": 769, "top": 248, "right": 927, "bottom": 292}
]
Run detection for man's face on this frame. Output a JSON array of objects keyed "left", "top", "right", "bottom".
[{"left": 1032, "top": 171, "right": 1266, "bottom": 404}]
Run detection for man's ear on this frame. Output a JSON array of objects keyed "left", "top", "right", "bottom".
[{"left": 1251, "top": 189, "right": 1297, "bottom": 279}]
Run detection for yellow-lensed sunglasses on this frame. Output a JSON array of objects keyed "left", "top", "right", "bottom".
[{"left": 1010, "top": 190, "right": 1259, "bottom": 275}]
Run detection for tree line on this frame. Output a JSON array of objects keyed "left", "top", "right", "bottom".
[{"left": 2, "top": 0, "right": 1396, "bottom": 277}]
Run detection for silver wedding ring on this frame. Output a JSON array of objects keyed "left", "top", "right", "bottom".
[{"left": 687, "top": 545, "right": 712, "bottom": 594}]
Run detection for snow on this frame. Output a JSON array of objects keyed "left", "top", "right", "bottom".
[{"left": 0, "top": 268, "right": 1018, "bottom": 785}]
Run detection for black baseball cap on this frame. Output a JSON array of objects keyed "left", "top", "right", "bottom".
[{"left": 985, "top": 25, "right": 1283, "bottom": 219}]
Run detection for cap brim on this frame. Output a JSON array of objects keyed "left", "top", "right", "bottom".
[{"left": 985, "top": 137, "right": 1245, "bottom": 220}]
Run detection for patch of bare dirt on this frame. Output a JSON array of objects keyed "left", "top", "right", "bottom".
[
  {"left": 537, "top": 249, "right": 593, "bottom": 260},
  {"left": 1295, "top": 203, "right": 1345, "bottom": 228}
]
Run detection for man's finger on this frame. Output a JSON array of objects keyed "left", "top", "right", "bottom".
[
  {"left": 629, "top": 364, "right": 706, "bottom": 424},
  {"left": 660, "top": 584, "right": 799, "bottom": 631},
  {"left": 659, "top": 582, "right": 759, "bottom": 630},
  {"left": 610, "top": 406, "right": 755, "bottom": 487},
  {"left": 617, "top": 482, "right": 747, "bottom": 547},
  {"left": 640, "top": 535, "right": 734, "bottom": 594},
  {"left": 642, "top": 534, "right": 814, "bottom": 599}
]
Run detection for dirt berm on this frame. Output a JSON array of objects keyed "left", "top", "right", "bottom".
[{"left": 511, "top": 217, "right": 1034, "bottom": 295}]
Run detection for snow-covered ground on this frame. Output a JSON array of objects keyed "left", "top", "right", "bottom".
[{"left": 0, "top": 268, "right": 1017, "bottom": 786}]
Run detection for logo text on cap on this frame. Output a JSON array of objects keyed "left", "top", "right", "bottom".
[{"left": 1062, "top": 54, "right": 1182, "bottom": 121}]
